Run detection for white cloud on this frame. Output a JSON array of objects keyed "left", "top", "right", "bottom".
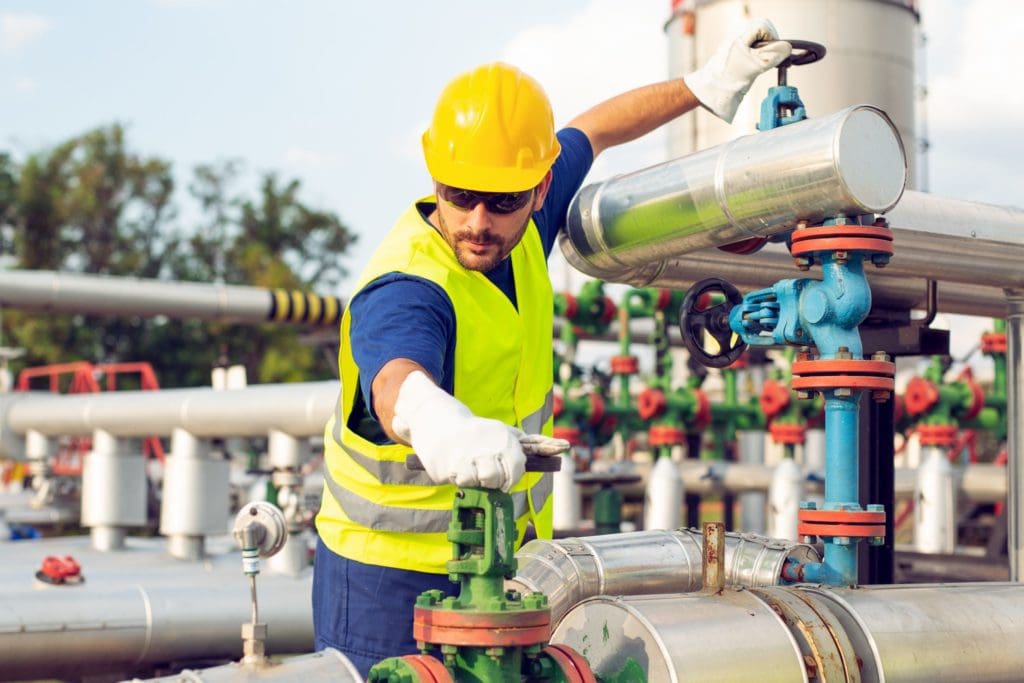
[
  {"left": 503, "top": 0, "right": 669, "bottom": 179},
  {"left": 927, "top": 0, "right": 1023, "bottom": 130},
  {"left": 14, "top": 77, "right": 35, "bottom": 93},
  {"left": 923, "top": 0, "right": 1023, "bottom": 205},
  {"left": 285, "top": 145, "right": 336, "bottom": 170},
  {"left": 0, "top": 13, "right": 51, "bottom": 54}
]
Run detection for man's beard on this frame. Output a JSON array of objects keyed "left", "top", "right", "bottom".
[{"left": 438, "top": 211, "right": 530, "bottom": 272}]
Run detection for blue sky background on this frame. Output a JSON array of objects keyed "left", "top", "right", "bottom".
[{"left": 2, "top": 0, "right": 1021, "bottom": 366}]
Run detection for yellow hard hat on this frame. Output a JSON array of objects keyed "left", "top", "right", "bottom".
[{"left": 422, "top": 62, "right": 561, "bottom": 193}]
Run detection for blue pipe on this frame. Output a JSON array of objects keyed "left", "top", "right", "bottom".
[
  {"left": 822, "top": 391, "right": 863, "bottom": 585},
  {"left": 824, "top": 393, "right": 860, "bottom": 505}
]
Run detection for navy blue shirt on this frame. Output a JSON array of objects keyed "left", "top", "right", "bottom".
[{"left": 349, "top": 127, "right": 593, "bottom": 422}]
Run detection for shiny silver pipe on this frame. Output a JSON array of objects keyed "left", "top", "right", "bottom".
[
  {"left": 508, "top": 528, "right": 819, "bottom": 626},
  {"left": 0, "top": 572, "right": 313, "bottom": 681},
  {"left": 553, "top": 583, "right": 1024, "bottom": 682},
  {"left": 136, "top": 648, "right": 362, "bottom": 682},
  {"left": 565, "top": 105, "right": 906, "bottom": 278},
  {"left": 1008, "top": 289, "right": 1024, "bottom": 581},
  {"left": 3, "top": 381, "right": 338, "bottom": 445},
  {"left": 882, "top": 193, "right": 1024, "bottom": 288},
  {"left": 0, "top": 269, "right": 344, "bottom": 326},
  {"left": 563, "top": 189, "right": 1024, "bottom": 295},
  {"left": 560, "top": 238, "right": 1009, "bottom": 318}
]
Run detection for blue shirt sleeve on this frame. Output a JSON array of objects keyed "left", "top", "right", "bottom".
[
  {"left": 348, "top": 274, "right": 456, "bottom": 420},
  {"left": 533, "top": 127, "right": 594, "bottom": 257}
]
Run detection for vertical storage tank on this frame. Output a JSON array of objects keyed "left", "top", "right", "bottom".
[{"left": 666, "top": 0, "right": 924, "bottom": 189}]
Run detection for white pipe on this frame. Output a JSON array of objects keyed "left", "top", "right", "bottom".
[
  {"left": 644, "top": 455, "right": 684, "bottom": 530},
  {"left": 551, "top": 451, "right": 582, "bottom": 532},
  {"left": 767, "top": 458, "right": 802, "bottom": 541},
  {"left": 914, "top": 445, "right": 956, "bottom": 554},
  {"left": 4, "top": 382, "right": 339, "bottom": 445}
]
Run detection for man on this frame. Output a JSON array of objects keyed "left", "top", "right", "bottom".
[{"left": 314, "top": 19, "right": 791, "bottom": 675}]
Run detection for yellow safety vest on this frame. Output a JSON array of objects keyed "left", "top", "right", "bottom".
[{"left": 317, "top": 198, "right": 554, "bottom": 573}]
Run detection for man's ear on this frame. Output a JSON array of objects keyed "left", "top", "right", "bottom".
[{"left": 533, "top": 170, "right": 554, "bottom": 211}]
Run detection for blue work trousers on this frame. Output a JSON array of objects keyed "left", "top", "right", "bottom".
[{"left": 312, "top": 537, "right": 453, "bottom": 677}]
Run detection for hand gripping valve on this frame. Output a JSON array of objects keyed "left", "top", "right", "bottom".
[{"left": 368, "top": 451, "right": 597, "bottom": 682}]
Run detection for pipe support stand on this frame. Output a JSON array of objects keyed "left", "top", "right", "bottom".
[{"left": 1005, "top": 288, "right": 1024, "bottom": 581}]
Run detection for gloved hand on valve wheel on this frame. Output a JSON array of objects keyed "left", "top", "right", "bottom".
[
  {"left": 392, "top": 371, "right": 569, "bottom": 491},
  {"left": 684, "top": 18, "right": 792, "bottom": 123}
]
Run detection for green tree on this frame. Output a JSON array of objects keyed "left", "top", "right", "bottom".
[{"left": 1, "top": 124, "right": 355, "bottom": 388}]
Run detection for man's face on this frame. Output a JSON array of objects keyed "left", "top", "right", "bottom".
[{"left": 430, "top": 175, "right": 551, "bottom": 272}]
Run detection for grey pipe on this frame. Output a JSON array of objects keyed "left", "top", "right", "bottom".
[
  {"left": 0, "top": 269, "right": 345, "bottom": 326},
  {"left": 136, "top": 648, "right": 362, "bottom": 682},
  {"left": 609, "top": 460, "right": 1007, "bottom": 504},
  {"left": 564, "top": 238, "right": 1009, "bottom": 319},
  {"left": 1008, "top": 289, "right": 1024, "bottom": 581},
  {"left": 4, "top": 381, "right": 338, "bottom": 444},
  {"left": 552, "top": 582, "right": 1024, "bottom": 682},
  {"left": 0, "top": 572, "right": 313, "bottom": 681},
  {"left": 563, "top": 189, "right": 1024, "bottom": 297},
  {"left": 508, "top": 528, "right": 819, "bottom": 626},
  {"left": 565, "top": 106, "right": 906, "bottom": 279}
]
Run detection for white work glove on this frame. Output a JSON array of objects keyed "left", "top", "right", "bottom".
[
  {"left": 392, "top": 371, "right": 531, "bottom": 491},
  {"left": 514, "top": 429, "right": 571, "bottom": 456},
  {"left": 683, "top": 18, "right": 792, "bottom": 123}
]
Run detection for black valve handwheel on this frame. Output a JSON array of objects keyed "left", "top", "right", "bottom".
[
  {"left": 678, "top": 277, "right": 746, "bottom": 369},
  {"left": 754, "top": 39, "right": 827, "bottom": 69},
  {"left": 781, "top": 39, "right": 826, "bottom": 68}
]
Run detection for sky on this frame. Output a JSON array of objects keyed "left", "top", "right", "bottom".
[{"left": 1, "top": 0, "right": 1021, "bottom": 368}]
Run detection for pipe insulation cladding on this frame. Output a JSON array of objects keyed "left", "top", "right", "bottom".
[
  {"left": 508, "top": 528, "right": 819, "bottom": 626},
  {"left": 553, "top": 583, "right": 1024, "bottom": 683},
  {"left": 563, "top": 105, "right": 907, "bottom": 280}
]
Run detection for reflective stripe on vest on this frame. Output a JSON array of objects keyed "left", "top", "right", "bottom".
[
  {"left": 521, "top": 390, "right": 554, "bottom": 435},
  {"left": 323, "top": 466, "right": 529, "bottom": 533},
  {"left": 531, "top": 472, "right": 552, "bottom": 513}
]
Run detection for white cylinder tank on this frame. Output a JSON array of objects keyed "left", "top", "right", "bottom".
[
  {"left": 644, "top": 455, "right": 684, "bottom": 530},
  {"left": 914, "top": 444, "right": 957, "bottom": 553},
  {"left": 551, "top": 451, "right": 582, "bottom": 532},
  {"left": 768, "top": 457, "right": 802, "bottom": 541},
  {"left": 666, "top": 0, "right": 923, "bottom": 189}
]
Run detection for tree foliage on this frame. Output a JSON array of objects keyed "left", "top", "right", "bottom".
[{"left": 0, "top": 124, "right": 355, "bottom": 388}]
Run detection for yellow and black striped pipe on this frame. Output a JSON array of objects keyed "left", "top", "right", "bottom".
[{"left": 268, "top": 289, "right": 343, "bottom": 326}]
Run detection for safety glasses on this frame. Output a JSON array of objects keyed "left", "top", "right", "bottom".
[{"left": 437, "top": 183, "right": 534, "bottom": 215}]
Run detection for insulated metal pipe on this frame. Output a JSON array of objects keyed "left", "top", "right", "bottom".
[
  {"left": 560, "top": 238, "right": 1009, "bottom": 318},
  {"left": 0, "top": 270, "right": 345, "bottom": 326},
  {"left": 3, "top": 382, "right": 338, "bottom": 445},
  {"left": 136, "top": 647, "right": 362, "bottom": 682},
  {"left": 564, "top": 106, "right": 906, "bottom": 278},
  {"left": 508, "top": 528, "right": 819, "bottom": 626},
  {"left": 563, "top": 188, "right": 1024, "bottom": 293},
  {"left": 552, "top": 583, "right": 1024, "bottom": 682},
  {"left": 1008, "top": 289, "right": 1024, "bottom": 581},
  {"left": 0, "top": 573, "right": 313, "bottom": 681}
]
